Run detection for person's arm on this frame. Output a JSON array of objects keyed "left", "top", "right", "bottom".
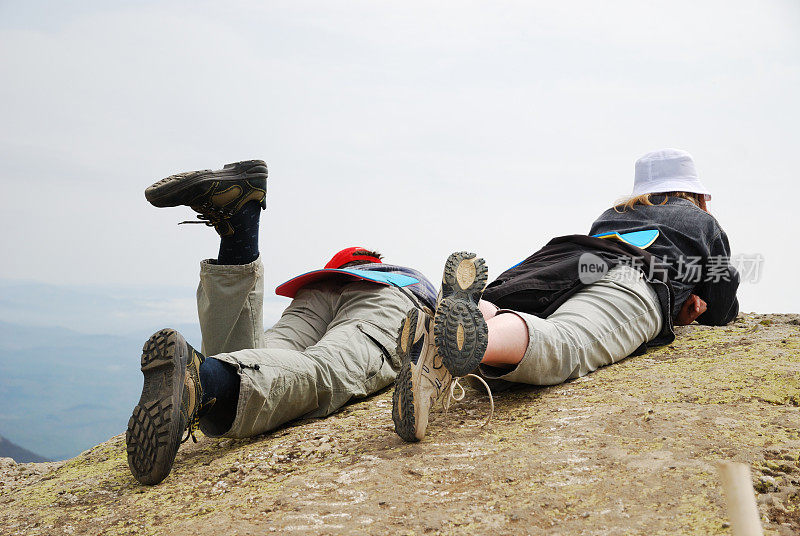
[{"left": 694, "top": 228, "right": 739, "bottom": 326}]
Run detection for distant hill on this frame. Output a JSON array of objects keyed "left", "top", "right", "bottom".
[
  {"left": 0, "top": 279, "right": 287, "bottom": 461},
  {"left": 0, "top": 433, "right": 48, "bottom": 463},
  {"left": 0, "top": 320, "right": 200, "bottom": 461}
]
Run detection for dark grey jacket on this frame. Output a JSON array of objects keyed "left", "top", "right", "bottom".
[{"left": 588, "top": 196, "right": 739, "bottom": 325}]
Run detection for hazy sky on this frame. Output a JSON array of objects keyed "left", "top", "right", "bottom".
[{"left": 1, "top": 0, "right": 798, "bottom": 325}]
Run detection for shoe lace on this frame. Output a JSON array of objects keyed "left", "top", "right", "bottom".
[
  {"left": 442, "top": 374, "right": 494, "bottom": 427},
  {"left": 181, "top": 398, "right": 216, "bottom": 444},
  {"left": 178, "top": 201, "right": 234, "bottom": 228}
]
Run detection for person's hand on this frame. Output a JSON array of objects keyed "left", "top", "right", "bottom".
[{"left": 676, "top": 294, "right": 708, "bottom": 325}]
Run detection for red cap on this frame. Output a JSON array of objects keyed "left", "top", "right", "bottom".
[
  {"left": 324, "top": 247, "right": 382, "bottom": 269},
  {"left": 275, "top": 247, "right": 384, "bottom": 298}
]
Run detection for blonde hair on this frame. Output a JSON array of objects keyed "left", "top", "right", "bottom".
[{"left": 614, "top": 191, "right": 702, "bottom": 213}]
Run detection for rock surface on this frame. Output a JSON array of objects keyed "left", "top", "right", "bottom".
[{"left": 1, "top": 313, "right": 798, "bottom": 535}]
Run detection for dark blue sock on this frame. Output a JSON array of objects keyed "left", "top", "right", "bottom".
[
  {"left": 217, "top": 201, "right": 261, "bottom": 265},
  {"left": 198, "top": 356, "right": 240, "bottom": 435}
]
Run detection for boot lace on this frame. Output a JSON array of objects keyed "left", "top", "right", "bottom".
[
  {"left": 178, "top": 201, "right": 234, "bottom": 228},
  {"left": 181, "top": 398, "right": 216, "bottom": 444},
  {"left": 441, "top": 374, "right": 494, "bottom": 427}
]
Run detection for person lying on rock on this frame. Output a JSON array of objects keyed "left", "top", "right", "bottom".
[
  {"left": 126, "top": 160, "right": 435, "bottom": 485},
  {"left": 392, "top": 148, "right": 740, "bottom": 442}
]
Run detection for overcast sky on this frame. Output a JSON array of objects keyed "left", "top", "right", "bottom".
[{"left": 1, "top": 0, "right": 798, "bottom": 325}]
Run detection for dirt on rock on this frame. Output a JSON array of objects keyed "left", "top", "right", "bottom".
[{"left": 1, "top": 313, "right": 799, "bottom": 535}]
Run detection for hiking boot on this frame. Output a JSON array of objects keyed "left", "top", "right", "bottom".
[
  {"left": 126, "top": 328, "right": 207, "bottom": 485},
  {"left": 145, "top": 160, "right": 268, "bottom": 236},
  {"left": 433, "top": 252, "right": 489, "bottom": 377},
  {"left": 392, "top": 308, "right": 454, "bottom": 442}
]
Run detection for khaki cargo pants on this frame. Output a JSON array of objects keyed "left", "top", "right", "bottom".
[
  {"left": 481, "top": 265, "right": 664, "bottom": 385},
  {"left": 195, "top": 256, "right": 411, "bottom": 438}
]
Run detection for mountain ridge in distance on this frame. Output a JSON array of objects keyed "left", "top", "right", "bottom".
[{"left": 0, "top": 433, "right": 49, "bottom": 463}]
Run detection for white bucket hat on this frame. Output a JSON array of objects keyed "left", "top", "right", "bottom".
[{"left": 633, "top": 148, "right": 711, "bottom": 200}]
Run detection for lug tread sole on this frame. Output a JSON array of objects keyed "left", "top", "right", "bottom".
[
  {"left": 395, "top": 308, "right": 420, "bottom": 364},
  {"left": 434, "top": 297, "right": 488, "bottom": 377},
  {"left": 440, "top": 251, "right": 488, "bottom": 305},
  {"left": 392, "top": 362, "right": 419, "bottom": 443},
  {"left": 126, "top": 328, "right": 186, "bottom": 485}
]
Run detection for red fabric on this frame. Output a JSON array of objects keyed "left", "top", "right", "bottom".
[
  {"left": 275, "top": 247, "right": 383, "bottom": 298},
  {"left": 324, "top": 247, "right": 382, "bottom": 269},
  {"left": 275, "top": 269, "right": 390, "bottom": 298}
]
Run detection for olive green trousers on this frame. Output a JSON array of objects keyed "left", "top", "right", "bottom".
[
  {"left": 481, "top": 266, "right": 663, "bottom": 385},
  {"left": 196, "top": 256, "right": 411, "bottom": 438}
]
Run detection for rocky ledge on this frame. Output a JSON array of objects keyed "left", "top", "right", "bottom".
[{"left": 1, "top": 313, "right": 798, "bottom": 535}]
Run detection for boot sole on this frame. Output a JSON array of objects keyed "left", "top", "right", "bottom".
[
  {"left": 392, "top": 361, "right": 419, "bottom": 443},
  {"left": 395, "top": 308, "right": 420, "bottom": 364},
  {"left": 395, "top": 308, "right": 424, "bottom": 363},
  {"left": 434, "top": 298, "right": 488, "bottom": 377},
  {"left": 145, "top": 160, "right": 268, "bottom": 208},
  {"left": 126, "top": 329, "right": 188, "bottom": 485},
  {"left": 394, "top": 309, "right": 420, "bottom": 442},
  {"left": 438, "top": 251, "right": 488, "bottom": 306},
  {"left": 434, "top": 252, "right": 489, "bottom": 376}
]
